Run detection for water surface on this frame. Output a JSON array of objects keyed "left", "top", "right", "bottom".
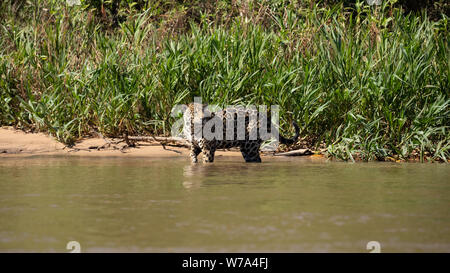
[{"left": 0, "top": 156, "right": 449, "bottom": 252}]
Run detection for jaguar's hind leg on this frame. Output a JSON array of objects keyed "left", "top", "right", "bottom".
[
  {"left": 240, "top": 142, "right": 262, "bottom": 163},
  {"left": 190, "top": 145, "right": 202, "bottom": 163}
]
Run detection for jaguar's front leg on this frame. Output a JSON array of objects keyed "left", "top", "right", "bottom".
[
  {"left": 190, "top": 144, "right": 201, "bottom": 163},
  {"left": 199, "top": 139, "right": 216, "bottom": 163}
]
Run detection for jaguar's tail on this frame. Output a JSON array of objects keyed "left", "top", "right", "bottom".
[{"left": 279, "top": 121, "right": 300, "bottom": 145}]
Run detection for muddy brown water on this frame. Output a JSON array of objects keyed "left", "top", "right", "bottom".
[{"left": 0, "top": 156, "right": 449, "bottom": 252}]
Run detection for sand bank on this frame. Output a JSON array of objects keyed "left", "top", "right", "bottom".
[{"left": 0, "top": 127, "right": 247, "bottom": 158}]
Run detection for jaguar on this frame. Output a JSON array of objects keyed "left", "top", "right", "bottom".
[{"left": 183, "top": 103, "right": 299, "bottom": 163}]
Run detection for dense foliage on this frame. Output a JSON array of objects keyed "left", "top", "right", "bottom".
[{"left": 0, "top": 0, "right": 448, "bottom": 162}]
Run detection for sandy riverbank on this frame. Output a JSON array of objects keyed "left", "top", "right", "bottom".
[{"left": 0, "top": 127, "right": 254, "bottom": 158}]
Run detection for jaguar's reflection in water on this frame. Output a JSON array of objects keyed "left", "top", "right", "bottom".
[{"left": 181, "top": 161, "right": 266, "bottom": 189}]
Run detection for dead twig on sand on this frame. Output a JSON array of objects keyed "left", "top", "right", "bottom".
[
  {"left": 121, "top": 135, "right": 187, "bottom": 154},
  {"left": 274, "top": 149, "right": 313, "bottom": 156},
  {"left": 126, "top": 136, "right": 190, "bottom": 148}
]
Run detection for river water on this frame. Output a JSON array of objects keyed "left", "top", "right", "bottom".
[{"left": 0, "top": 156, "right": 449, "bottom": 252}]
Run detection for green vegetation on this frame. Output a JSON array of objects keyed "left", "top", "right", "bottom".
[{"left": 0, "top": 0, "right": 448, "bottom": 162}]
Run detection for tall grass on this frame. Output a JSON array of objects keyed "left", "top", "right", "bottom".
[{"left": 0, "top": 0, "right": 448, "bottom": 162}]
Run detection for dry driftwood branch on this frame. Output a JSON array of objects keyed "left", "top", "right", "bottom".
[
  {"left": 126, "top": 136, "right": 190, "bottom": 148},
  {"left": 274, "top": 149, "right": 313, "bottom": 156}
]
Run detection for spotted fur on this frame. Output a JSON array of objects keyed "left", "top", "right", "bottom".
[{"left": 183, "top": 103, "right": 299, "bottom": 163}]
